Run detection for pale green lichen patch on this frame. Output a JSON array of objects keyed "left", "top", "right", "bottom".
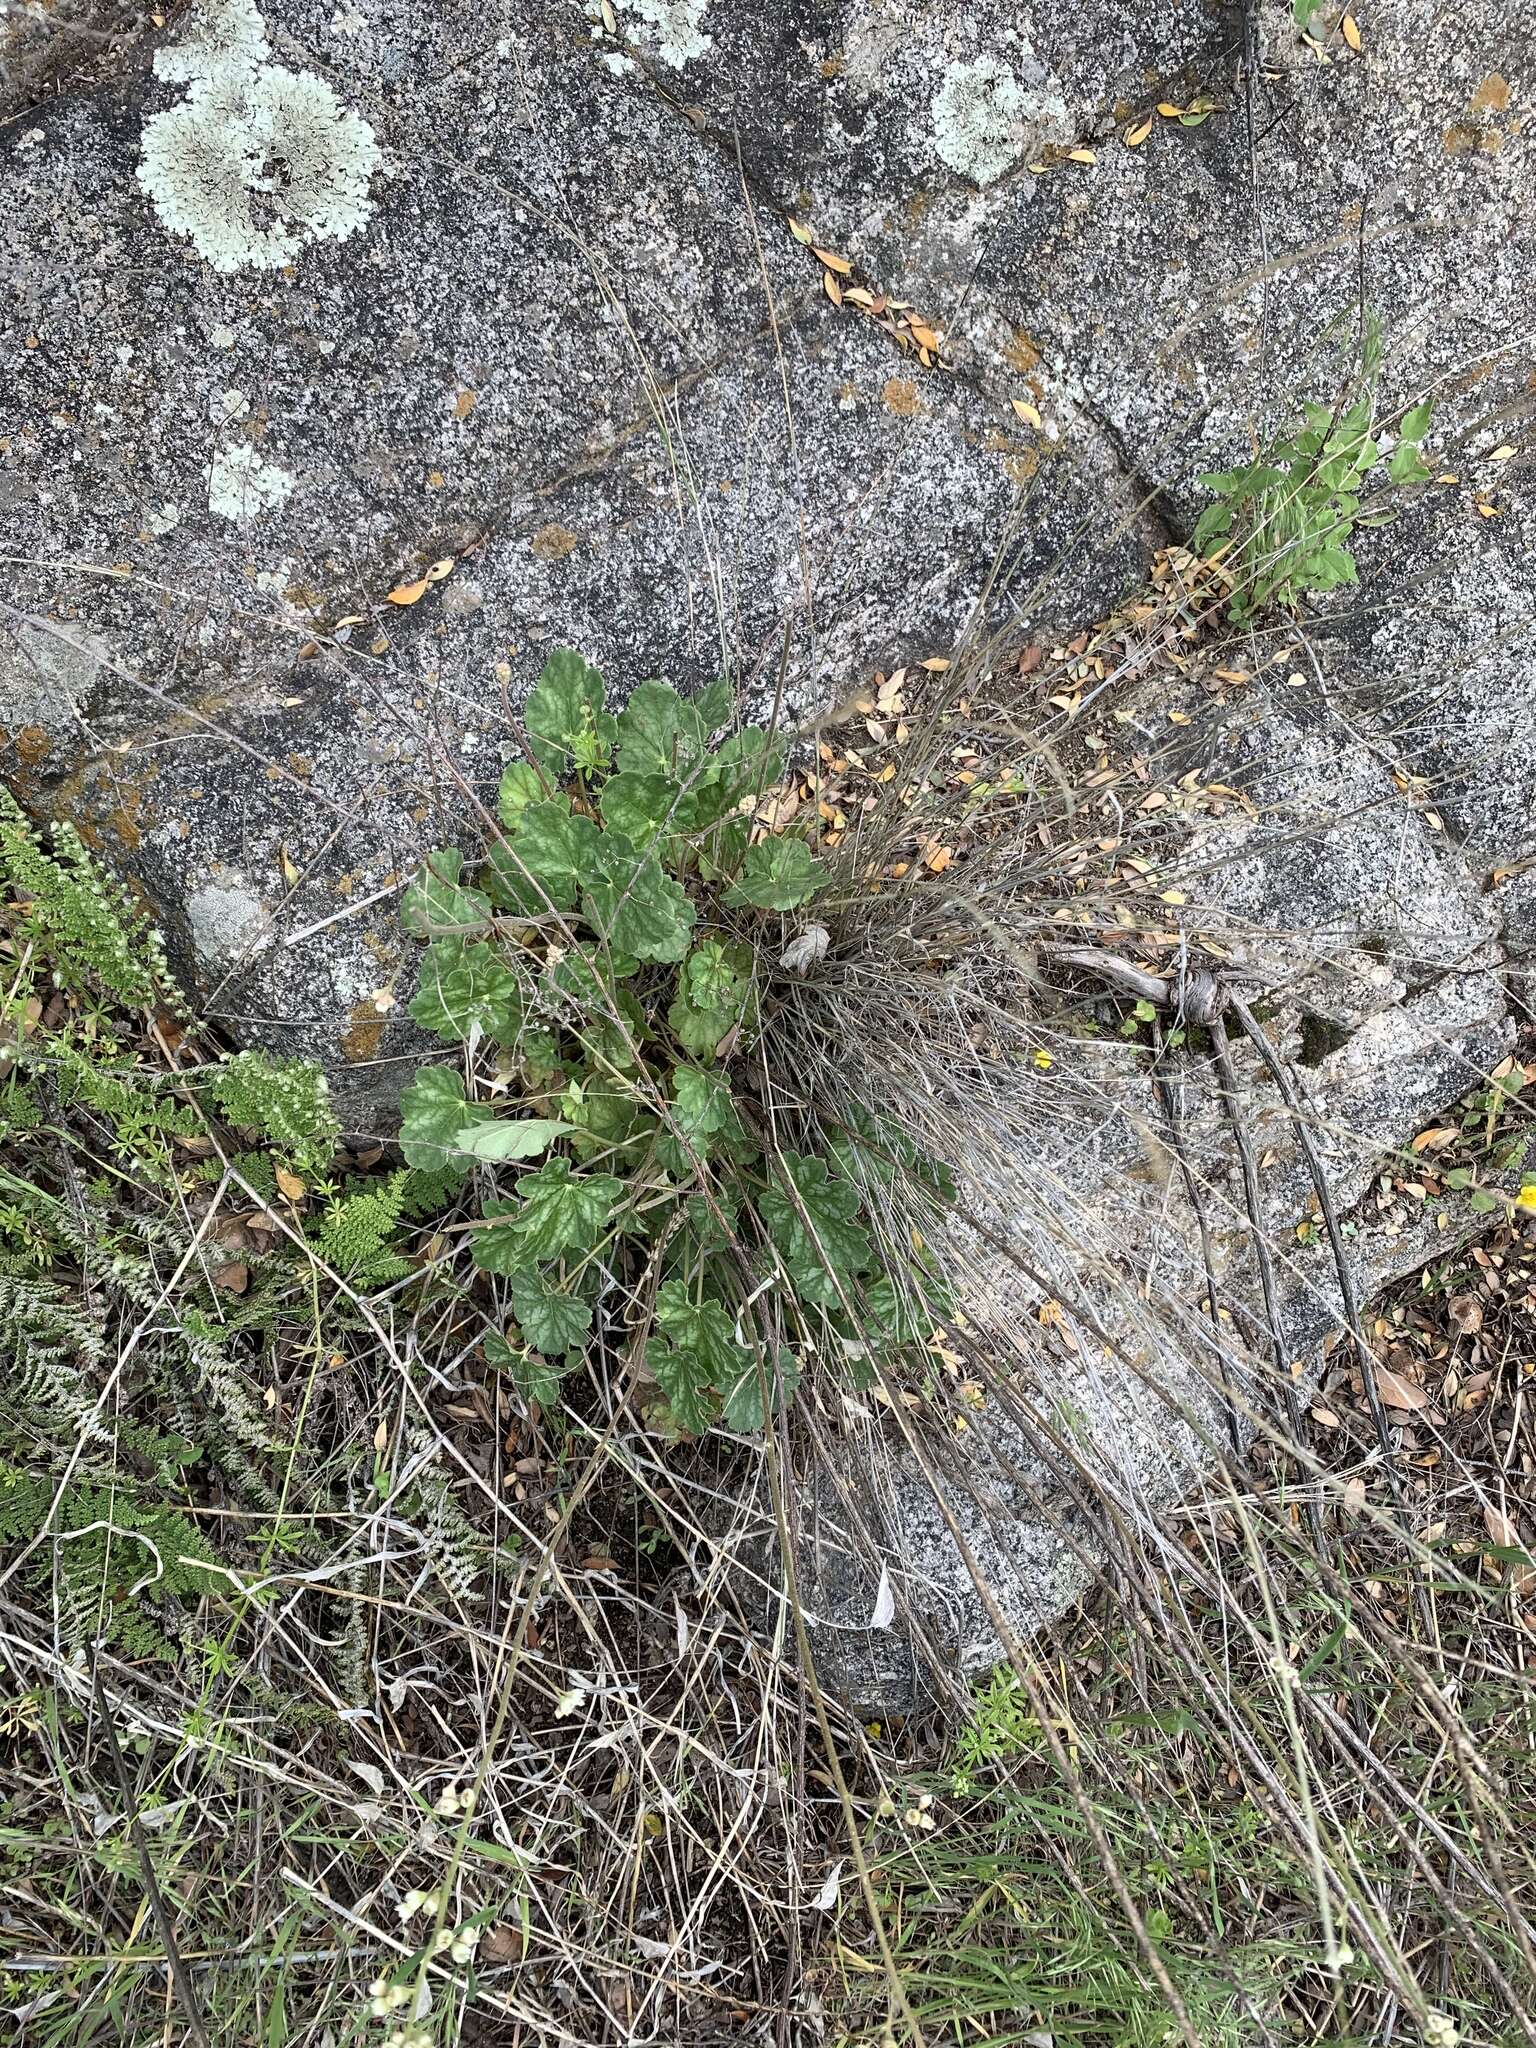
[
  {"left": 137, "top": 0, "right": 383, "bottom": 273},
  {"left": 208, "top": 442, "right": 294, "bottom": 524},
  {"left": 616, "top": 0, "right": 711, "bottom": 69},
  {"left": 932, "top": 53, "right": 1066, "bottom": 187}
]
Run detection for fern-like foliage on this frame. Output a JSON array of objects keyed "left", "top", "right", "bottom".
[
  {"left": 204, "top": 1051, "right": 339, "bottom": 1177},
  {"left": 52, "top": 1037, "right": 200, "bottom": 1178},
  {"left": 0, "top": 1462, "right": 228, "bottom": 1662},
  {"left": 0, "top": 788, "right": 177, "bottom": 1010},
  {"left": 400, "top": 1432, "right": 485, "bottom": 1609},
  {"left": 312, "top": 1171, "right": 417, "bottom": 1284}
]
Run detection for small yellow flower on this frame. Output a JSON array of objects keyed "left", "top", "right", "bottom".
[
  {"left": 1513, "top": 1185, "right": 1536, "bottom": 1214},
  {"left": 1032, "top": 1048, "right": 1054, "bottom": 1070}
]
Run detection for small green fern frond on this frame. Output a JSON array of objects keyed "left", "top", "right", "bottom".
[
  {"left": 0, "top": 789, "right": 178, "bottom": 1010},
  {"left": 202, "top": 1051, "right": 340, "bottom": 1177},
  {"left": 0, "top": 1463, "right": 229, "bottom": 1662},
  {"left": 313, "top": 1172, "right": 416, "bottom": 1284}
]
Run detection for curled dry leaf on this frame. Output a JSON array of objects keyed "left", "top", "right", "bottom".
[
  {"left": 1375, "top": 1365, "right": 1428, "bottom": 1411},
  {"left": 1447, "top": 1293, "right": 1483, "bottom": 1336},
  {"left": 1484, "top": 1503, "right": 1520, "bottom": 1550},
  {"left": 779, "top": 924, "right": 830, "bottom": 976},
  {"left": 386, "top": 576, "right": 430, "bottom": 606}
]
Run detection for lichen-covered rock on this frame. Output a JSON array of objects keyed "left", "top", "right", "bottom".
[{"left": 0, "top": 0, "right": 1151, "bottom": 1119}]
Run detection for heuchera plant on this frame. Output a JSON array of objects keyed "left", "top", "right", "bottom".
[{"left": 397, "top": 650, "right": 951, "bottom": 1430}]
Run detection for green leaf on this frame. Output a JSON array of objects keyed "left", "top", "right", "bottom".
[
  {"left": 599, "top": 770, "right": 684, "bottom": 848},
  {"left": 507, "top": 1268, "right": 593, "bottom": 1355},
  {"left": 667, "top": 989, "right": 739, "bottom": 1059},
  {"left": 686, "top": 939, "right": 748, "bottom": 1011},
  {"left": 668, "top": 941, "right": 753, "bottom": 1058},
  {"left": 497, "top": 760, "right": 558, "bottom": 830},
  {"left": 650, "top": 1278, "right": 749, "bottom": 1432},
  {"left": 507, "top": 1157, "right": 624, "bottom": 1261},
  {"left": 825, "top": 1103, "right": 921, "bottom": 1189},
  {"left": 1191, "top": 504, "right": 1234, "bottom": 551},
  {"left": 564, "top": 1080, "right": 653, "bottom": 1160},
  {"left": 583, "top": 841, "right": 696, "bottom": 963},
  {"left": 454, "top": 1117, "right": 574, "bottom": 1163},
  {"left": 713, "top": 727, "right": 785, "bottom": 805},
  {"left": 864, "top": 1271, "right": 938, "bottom": 1344},
  {"left": 719, "top": 1346, "right": 800, "bottom": 1432},
  {"left": 400, "top": 848, "right": 490, "bottom": 940},
  {"left": 481, "top": 839, "right": 547, "bottom": 918},
  {"left": 507, "top": 803, "right": 605, "bottom": 909},
  {"left": 546, "top": 944, "right": 632, "bottom": 1027},
  {"left": 470, "top": 1196, "right": 529, "bottom": 1276},
  {"left": 694, "top": 678, "right": 732, "bottom": 728},
  {"left": 645, "top": 1336, "right": 717, "bottom": 1435},
  {"left": 724, "top": 837, "right": 825, "bottom": 912},
  {"left": 672, "top": 1065, "right": 733, "bottom": 1134},
  {"left": 695, "top": 813, "right": 751, "bottom": 881},
  {"left": 485, "top": 1330, "right": 569, "bottom": 1407},
  {"left": 409, "top": 939, "right": 522, "bottom": 1043},
  {"left": 757, "top": 1151, "right": 874, "bottom": 1307},
  {"left": 519, "top": 1027, "right": 563, "bottom": 1089},
  {"left": 399, "top": 1068, "right": 496, "bottom": 1175},
  {"left": 524, "top": 649, "right": 615, "bottom": 773},
  {"left": 1389, "top": 441, "right": 1432, "bottom": 484},
  {"left": 1398, "top": 399, "right": 1434, "bottom": 445},
  {"left": 615, "top": 679, "right": 709, "bottom": 777}
]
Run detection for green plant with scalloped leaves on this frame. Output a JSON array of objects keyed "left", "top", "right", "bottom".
[
  {"left": 396, "top": 649, "right": 952, "bottom": 1431},
  {"left": 1194, "top": 321, "right": 1436, "bottom": 622}
]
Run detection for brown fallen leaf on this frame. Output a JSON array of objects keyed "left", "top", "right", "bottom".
[
  {"left": 386, "top": 576, "right": 430, "bottom": 606},
  {"left": 1485, "top": 1503, "right": 1520, "bottom": 1550},
  {"left": 1125, "top": 116, "right": 1154, "bottom": 147},
  {"left": 1341, "top": 12, "right": 1362, "bottom": 50},
  {"left": 813, "top": 246, "right": 852, "bottom": 275},
  {"left": 210, "top": 1259, "right": 249, "bottom": 1294},
  {"left": 275, "top": 1165, "right": 307, "bottom": 1203},
  {"left": 1447, "top": 1293, "right": 1483, "bottom": 1336},
  {"left": 1375, "top": 1366, "right": 1428, "bottom": 1411},
  {"left": 822, "top": 269, "right": 843, "bottom": 307}
]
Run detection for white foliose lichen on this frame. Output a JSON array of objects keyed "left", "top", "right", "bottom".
[
  {"left": 138, "top": 1, "right": 382, "bottom": 273},
  {"left": 616, "top": 0, "right": 711, "bottom": 69},
  {"left": 152, "top": 0, "right": 269, "bottom": 84},
  {"left": 208, "top": 441, "right": 294, "bottom": 523},
  {"left": 931, "top": 56, "right": 1037, "bottom": 187}
]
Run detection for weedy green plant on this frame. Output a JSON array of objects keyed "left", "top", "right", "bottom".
[
  {"left": 1193, "top": 325, "right": 1436, "bottom": 620},
  {"left": 396, "top": 648, "right": 952, "bottom": 1424}
]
